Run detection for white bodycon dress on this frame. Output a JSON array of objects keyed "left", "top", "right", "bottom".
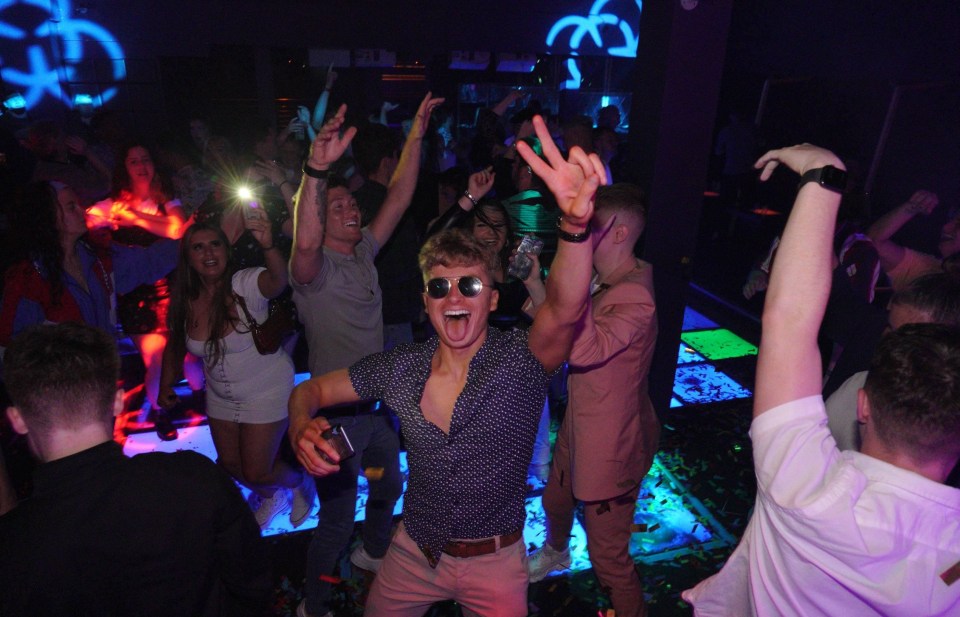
[{"left": 186, "top": 268, "right": 294, "bottom": 424}]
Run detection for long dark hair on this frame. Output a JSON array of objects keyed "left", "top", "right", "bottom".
[
  {"left": 111, "top": 141, "right": 172, "bottom": 204},
  {"left": 167, "top": 224, "right": 238, "bottom": 366},
  {"left": 7, "top": 181, "right": 68, "bottom": 304}
]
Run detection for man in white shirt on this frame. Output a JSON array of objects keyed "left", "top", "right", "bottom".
[{"left": 683, "top": 144, "right": 960, "bottom": 616}]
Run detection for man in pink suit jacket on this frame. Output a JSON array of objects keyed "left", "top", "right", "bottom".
[{"left": 526, "top": 183, "right": 660, "bottom": 617}]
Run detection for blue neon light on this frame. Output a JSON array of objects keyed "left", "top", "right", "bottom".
[
  {"left": 546, "top": 0, "right": 642, "bottom": 89},
  {"left": 0, "top": 0, "right": 125, "bottom": 109}
]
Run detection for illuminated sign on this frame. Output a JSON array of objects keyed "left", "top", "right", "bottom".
[
  {"left": 546, "top": 0, "right": 642, "bottom": 89},
  {"left": 0, "top": 0, "right": 125, "bottom": 109}
]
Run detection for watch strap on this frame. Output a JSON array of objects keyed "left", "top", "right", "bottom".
[
  {"left": 302, "top": 163, "right": 330, "bottom": 180},
  {"left": 556, "top": 218, "right": 591, "bottom": 243},
  {"left": 797, "top": 165, "right": 847, "bottom": 193}
]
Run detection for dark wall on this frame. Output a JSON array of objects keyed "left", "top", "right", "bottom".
[{"left": 4, "top": 0, "right": 958, "bottom": 126}]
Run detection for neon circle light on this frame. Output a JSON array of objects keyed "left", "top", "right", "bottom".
[
  {"left": 546, "top": 0, "right": 642, "bottom": 89},
  {"left": 0, "top": 0, "right": 125, "bottom": 109}
]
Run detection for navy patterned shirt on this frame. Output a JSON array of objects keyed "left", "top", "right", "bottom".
[{"left": 349, "top": 327, "right": 549, "bottom": 564}]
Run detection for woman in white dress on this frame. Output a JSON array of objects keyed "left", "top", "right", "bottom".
[{"left": 160, "top": 220, "right": 315, "bottom": 528}]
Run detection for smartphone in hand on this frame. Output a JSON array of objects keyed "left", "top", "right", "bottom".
[
  {"left": 320, "top": 424, "right": 356, "bottom": 462},
  {"left": 507, "top": 234, "right": 544, "bottom": 280}
]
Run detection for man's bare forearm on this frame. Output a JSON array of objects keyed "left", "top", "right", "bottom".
[{"left": 290, "top": 174, "right": 327, "bottom": 284}]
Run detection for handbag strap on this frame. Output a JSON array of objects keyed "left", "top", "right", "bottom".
[{"left": 232, "top": 292, "right": 259, "bottom": 329}]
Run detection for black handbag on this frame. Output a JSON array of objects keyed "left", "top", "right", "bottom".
[{"left": 233, "top": 292, "right": 297, "bottom": 355}]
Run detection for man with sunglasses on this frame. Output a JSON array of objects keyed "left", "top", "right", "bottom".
[
  {"left": 289, "top": 93, "right": 443, "bottom": 617},
  {"left": 289, "top": 115, "right": 605, "bottom": 616}
]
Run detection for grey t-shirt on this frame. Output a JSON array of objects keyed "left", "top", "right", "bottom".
[
  {"left": 292, "top": 228, "right": 383, "bottom": 376},
  {"left": 825, "top": 370, "right": 867, "bottom": 452}
]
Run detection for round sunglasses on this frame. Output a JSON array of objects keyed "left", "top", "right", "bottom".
[{"left": 425, "top": 276, "right": 486, "bottom": 299}]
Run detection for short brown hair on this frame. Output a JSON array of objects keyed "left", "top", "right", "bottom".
[
  {"left": 4, "top": 323, "right": 120, "bottom": 431},
  {"left": 595, "top": 183, "right": 647, "bottom": 243},
  {"left": 418, "top": 229, "right": 498, "bottom": 283},
  {"left": 864, "top": 323, "right": 960, "bottom": 462}
]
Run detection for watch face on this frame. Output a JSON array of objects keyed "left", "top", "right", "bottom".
[{"left": 820, "top": 166, "right": 848, "bottom": 192}]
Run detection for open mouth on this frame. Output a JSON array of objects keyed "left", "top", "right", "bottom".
[{"left": 444, "top": 309, "right": 470, "bottom": 321}]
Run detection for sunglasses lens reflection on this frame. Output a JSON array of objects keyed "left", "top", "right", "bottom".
[
  {"left": 459, "top": 276, "right": 483, "bottom": 297},
  {"left": 426, "top": 278, "right": 451, "bottom": 299},
  {"left": 426, "top": 277, "right": 485, "bottom": 299}
]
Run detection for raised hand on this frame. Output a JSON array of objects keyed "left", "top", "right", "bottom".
[
  {"left": 408, "top": 93, "right": 446, "bottom": 140},
  {"left": 754, "top": 143, "right": 845, "bottom": 181},
  {"left": 253, "top": 159, "right": 286, "bottom": 186},
  {"left": 517, "top": 115, "right": 606, "bottom": 227},
  {"left": 308, "top": 104, "right": 357, "bottom": 170},
  {"left": 467, "top": 166, "right": 495, "bottom": 200},
  {"left": 297, "top": 105, "right": 311, "bottom": 125},
  {"left": 243, "top": 207, "right": 273, "bottom": 247},
  {"left": 904, "top": 189, "right": 939, "bottom": 216}
]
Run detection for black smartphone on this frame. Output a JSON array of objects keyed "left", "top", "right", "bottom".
[{"left": 319, "top": 424, "right": 355, "bottom": 462}]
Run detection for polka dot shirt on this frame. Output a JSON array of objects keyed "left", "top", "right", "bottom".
[{"left": 349, "top": 327, "right": 549, "bottom": 564}]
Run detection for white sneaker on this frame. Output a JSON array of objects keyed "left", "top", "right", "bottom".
[
  {"left": 527, "top": 543, "right": 571, "bottom": 582},
  {"left": 253, "top": 488, "right": 290, "bottom": 528},
  {"left": 290, "top": 473, "right": 317, "bottom": 528},
  {"left": 350, "top": 544, "right": 384, "bottom": 573},
  {"left": 295, "top": 599, "right": 332, "bottom": 617}
]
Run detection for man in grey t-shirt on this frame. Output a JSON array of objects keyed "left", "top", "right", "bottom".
[{"left": 289, "top": 94, "right": 443, "bottom": 617}]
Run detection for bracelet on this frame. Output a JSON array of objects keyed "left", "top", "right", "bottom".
[
  {"left": 556, "top": 218, "right": 591, "bottom": 243},
  {"left": 463, "top": 190, "right": 478, "bottom": 207},
  {"left": 279, "top": 179, "right": 292, "bottom": 188},
  {"left": 302, "top": 163, "right": 329, "bottom": 180}
]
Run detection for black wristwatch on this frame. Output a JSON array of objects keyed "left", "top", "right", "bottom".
[
  {"left": 797, "top": 165, "right": 847, "bottom": 194},
  {"left": 302, "top": 162, "right": 330, "bottom": 180}
]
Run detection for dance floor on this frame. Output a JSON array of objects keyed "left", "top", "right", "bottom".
[{"left": 121, "top": 306, "right": 754, "bottom": 584}]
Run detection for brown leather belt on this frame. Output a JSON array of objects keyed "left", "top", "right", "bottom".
[{"left": 442, "top": 529, "right": 523, "bottom": 559}]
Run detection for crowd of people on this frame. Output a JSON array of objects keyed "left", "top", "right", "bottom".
[{"left": 0, "top": 76, "right": 958, "bottom": 617}]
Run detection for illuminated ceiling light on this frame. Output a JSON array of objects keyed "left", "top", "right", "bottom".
[
  {"left": 72, "top": 92, "right": 96, "bottom": 107},
  {"left": 2, "top": 92, "right": 27, "bottom": 111},
  {"left": 449, "top": 51, "right": 490, "bottom": 71},
  {"left": 496, "top": 53, "right": 537, "bottom": 73},
  {"left": 307, "top": 49, "right": 350, "bottom": 68},
  {"left": 353, "top": 49, "right": 396, "bottom": 68}
]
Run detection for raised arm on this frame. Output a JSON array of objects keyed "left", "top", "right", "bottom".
[
  {"left": 866, "top": 189, "right": 939, "bottom": 273},
  {"left": 423, "top": 166, "right": 495, "bottom": 240},
  {"left": 288, "top": 369, "right": 362, "bottom": 477},
  {"left": 252, "top": 159, "right": 297, "bottom": 236},
  {"left": 367, "top": 92, "right": 444, "bottom": 248},
  {"left": 243, "top": 210, "right": 288, "bottom": 299},
  {"left": 521, "top": 115, "right": 605, "bottom": 373},
  {"left": 290, "top": 104, "right": 356, "bottom": 285},
  {"left": 491, "top": 90, "right": 524, "bottom": 117},
  {"left": 310, "top": 69, "right": 337, "bottom": 130},
  {"left": 754, "top": 145, "right": 845, "bottom": 416}
]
